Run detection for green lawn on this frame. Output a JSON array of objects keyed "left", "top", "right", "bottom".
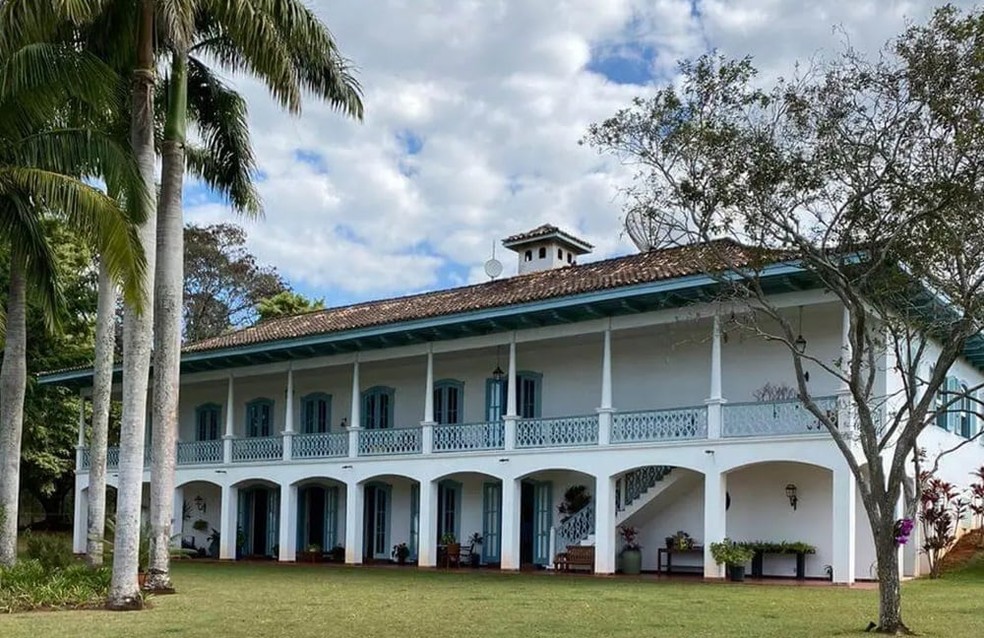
[{"left": 1, "top": 559, "right": 981, "bottom": 638}]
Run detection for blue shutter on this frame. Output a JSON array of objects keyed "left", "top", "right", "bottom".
[
  {"left": 532, "top": 481, "right": 552, "bottom": 565},
  {"left": 325, "top": 486, "right": 339, "bottom": 550},
  {"left": 267, "top": 488, "right": 280, "bottom": 556},
  {"left": 409, "top": 484, "right": 420, "bottom": 560},
  {"left": 297, "top": 487, "right": 308, "bottom": 550},
  {"left": 237, "top": 489, "right": 249, "bottom": 558},
  {"left": 482, "top": 482, "right": 502, "bottom": 563},
  {"left": 947, "top": 377, "right": 960, "bottom": 432}
]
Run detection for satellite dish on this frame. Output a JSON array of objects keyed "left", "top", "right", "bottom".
[{"left": 484, "top": 258, "right": 503, "bottom": 280}]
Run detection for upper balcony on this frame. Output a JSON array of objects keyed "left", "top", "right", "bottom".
[
  {"left": 75, "top": 300, "right": 864, "bottom": 473},
  {"left": 78, "top": 395, "right": 846, "bottom": 471}
]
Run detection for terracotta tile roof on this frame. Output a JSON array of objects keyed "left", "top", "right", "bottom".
[
  {"left": 502, "top": 224, "right": 594, "bottom": 252},
  {"left": 184, "top": 239, "right": 774, "bottom": 354}
]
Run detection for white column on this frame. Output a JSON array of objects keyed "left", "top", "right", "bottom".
[
  {"left": 284, "top": 366, "right": 295, "bottom": 431},
  {"left": 76, "top": 392, "right": 86, "bottom": 469},
  {"left": 421, "top": 349, "right": 435, "bottom": 454},
  {"left": 594, "top": 474, "right": 616, "bottom": 574},
  {"left": 73, "top": 479, "right": 87, "bottom": 554},
  {"left": 172, "top": 485, "right": 185, "bottom": 547},
  {"left": 423, "top": 348, "right": 435, "bottom": 423},
  {"left": 500, "top": 477, "right": 521, "bottom": 570},
  {"left": 832, "top": 468, "right": 857, "bottom": 584},
  {"left": 344, "top": 481, "right": 363, "bottom": 564},
  {"left": 279, "top": 482, "right": 297, "bottom": 562},
  {"left": 504, "top": 336, "right": 518, "bottom": 451},
  {"left": 219, "top": 483, "right": 238, "bottom": 560},
  {"left": 223, "top": 375, "right": 235, "bottom": 464},
  {"left": 282, "top": 366, "right": 294, "bottom": 461},
  {"left": 597, "top": 325, "right": 614, "bottom": 446},
  {"left": 348, "top": 360, "right": 361, "bottom": 458},
  {"left": 417, "top": 479, "right": 438, "bottom": 567},
  {"left": 702, "top": 470, "right": 727, "bottom": 578},
  {"left": 705, "top": 315, "right": 725, "bottom": 439}
]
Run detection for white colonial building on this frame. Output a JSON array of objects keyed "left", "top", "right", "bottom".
[{"left": 50, "top": 225, "right": 984, "bottom": 582}]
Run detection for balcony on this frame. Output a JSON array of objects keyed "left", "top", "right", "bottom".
[
  {"left": 722, "top": 396, "right": 839, "bottom": 438},
  {"left": 76, "top": 397, "right": 839, "bottom": 471}
]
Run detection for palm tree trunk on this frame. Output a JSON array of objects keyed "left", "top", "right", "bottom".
[
  {"left": 107, "top": 0, "right": 157, "bottom": 610},
  {"left": 145, "top": 49, "right": 188, "bottom": 593},
  {"left": 0, "top": 256, "right": 28, "bottom": 567},
  {"left": 86, "top": 260, "right": 117, "bottom": 568}
]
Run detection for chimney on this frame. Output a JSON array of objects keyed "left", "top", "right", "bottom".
[{"left": 502, "top": 224, "right": 593, "bottom": 275}]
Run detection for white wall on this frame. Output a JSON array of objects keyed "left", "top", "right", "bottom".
[
  {"left": 175, "top": 303, "right": 849, "bottom": 432},
  {"left": 178, "top": 481, "right": 221, "bottom": 552},
  {"left": 725, "top": 462, "right": 833, "bottom": 579}
]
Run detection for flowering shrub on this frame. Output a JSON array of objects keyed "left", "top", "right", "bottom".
[
  {"left": 618, "top": 526, "right": 641, "bottom": 551},
  {"left": 893, "top": 518, "right": 914, "bottom": 546},
  {"left": 919, "top": 474, "right": 966, "bottom": 578},
  {"left": 970, "top": 466, "right": 984, "bottom": 531}
]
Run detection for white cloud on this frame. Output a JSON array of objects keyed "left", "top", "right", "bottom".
[{"left": 185, "top": 0, "right": 977, "bottom": 303}]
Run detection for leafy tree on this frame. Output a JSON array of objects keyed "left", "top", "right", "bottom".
[
  {"left": 0, "top": 34, "right": 146, "bottom": 568},
  {"left": 0, "top": 222, "right": 99, "bottom": 529},
  {"left": 256, "top": 290, "right": 325, "bottom": 322},
  {"left": 147, "top": 0, "right": 361, "bottom": 592},
  {"left": 584, "top": 6, "right": 984, "bottom": 634},
  {"left": 184, "top": 223, "right": 287, "bottom": 341}
]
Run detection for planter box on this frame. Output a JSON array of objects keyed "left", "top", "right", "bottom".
[{"left": 296, "top": 551, "right": 324, "bottom": 563}]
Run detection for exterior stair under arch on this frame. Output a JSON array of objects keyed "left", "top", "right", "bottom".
[{"left": 552, "top": 465, "right": 682, "bottom": 550}]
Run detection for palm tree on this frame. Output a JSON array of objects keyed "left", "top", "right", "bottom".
[
  {"left": 144, "top": 0, "right": 362, "bottom": 591},
  {"left": 85, "top": 259, "right": 116, "bottom": 568},
  {"left": 0, "top": 39, "right": 147, "bottom": 567}
]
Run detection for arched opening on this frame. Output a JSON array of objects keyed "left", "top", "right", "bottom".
[
  {"left": 177, "top": 480, "right": 222, "bottom": 558},
  {"left": 232, "top": 479, "right": 280, "bottom": 559},
  {"left": 608, "top": 464, "right": 705, "bottom": 574},
  {"left": 431, "top": 471, "right": 502, "bottom": 567},
  {"left": 293, "top": 477, "right": 346, "bottom": 561},
  {"left": 725, "top": 461, "right": 833, "bottom": 579},
  {"left": 515, "top": 468, "right": 595, "bottom": 569},
  {"left": 359, "top": 473, "right": 420, "bottom": 563}
]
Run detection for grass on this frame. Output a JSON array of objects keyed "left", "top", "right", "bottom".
[{"left": 0, "top": 559, "right": 981, "bottom": 637}]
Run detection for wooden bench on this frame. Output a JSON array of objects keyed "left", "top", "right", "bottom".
[{"left": 554, "top": 545, "right": 595, "bottom": 573}]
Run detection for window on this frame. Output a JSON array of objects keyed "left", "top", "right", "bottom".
[
  {"left": 195, "top": 403, "right": 221, "bottom": 441},
  {"left": 434, "top": 380, "right": 464, "bottom": 425},
  {"left": 301, "top": 393, "right": 332, "bottom": 433},
  {"left": 538, "top": 247, "right": 546, "bottom": 259},
  {"left": 362, "top": 386, "right": 394, "bottom": 429},
  {"left": 245, "top": 398, "right": 274, "bottom": 437},
  {"left": 524, "top": 250, "right": 532, "bottom": 262},
  {"left": 557, "top": 248, "right": 562, "bottom": 259},
  {"left": 567, "top": 252, "right": 573, "bottom": 264},
  {"left": 485, "top": 371, "right": 542, "bottom": 420}
]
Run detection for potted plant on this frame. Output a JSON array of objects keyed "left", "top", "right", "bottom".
[
  {"left": 207, "top": 528, "right": 221, "bottom": 559},
  {"left": 330, "top": 545, "right": 345, "bottom": 562},
  {"left": 671, "top": 530, "right": 694, "bottom": 550},
  {"left": 392, "top": 542, "right": 410, "bottom": 565},
  {"left": 710, "top": 539, "right": 754, "bottom": 582},
  {"left": 468, "top": 533, "right": 483, "bottom": 567},
  {"left": 440, "top": 532, "right": 459, "bottom": 566},
  {"left": 619, "top": 525, "right": 642, "bottom": 575},
  {"left": 297, "top": 543, "right": 323, "bottom": 563},
  {"left": 236, "top": 527, "right": 246, "bottom": 560}
]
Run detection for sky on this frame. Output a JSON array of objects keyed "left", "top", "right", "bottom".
[{"left": 184, "top": 0, "right": 971, "bottom": 308}]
